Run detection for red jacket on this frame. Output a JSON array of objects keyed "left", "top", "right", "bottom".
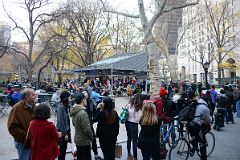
[
  {"left": 153, "top": 97, "right": 170, "bottom": 123},
  {"left": 29, "top": 120, "right": 60, "bottom": 160}
]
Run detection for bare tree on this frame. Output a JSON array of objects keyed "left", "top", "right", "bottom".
[
  {"left": 204, "top": 0, "right": 240, "bottom": 85},
  {"left": 36, "top": 19, "right": 72, "bottom": 85},
  {"left": 3, "top": 0, "right": 60, "bottom": 82},
  {"left": 109, "top": 15, "right": 144, "bottom": 54},
  {"left": 56, "top": 0, "right": 112, "bottom": 67},
  {"left": 0, "top": 23, "right": 11, "bottom": 58},
  {"left": 100, "top": 0, "right": 200, "bottom": 96}
]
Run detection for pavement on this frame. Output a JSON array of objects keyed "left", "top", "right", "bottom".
[{"left": 1, "top": 96, "right": 240, "bottom": 160}]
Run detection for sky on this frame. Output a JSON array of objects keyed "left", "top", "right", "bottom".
[{"left": 0, "top": 0, "right": 152, "bottom": 42}]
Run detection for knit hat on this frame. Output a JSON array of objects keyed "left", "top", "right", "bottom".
[
  {"left": 60, "top": 90, "right": 71, "bottom": 100},
  {"left": 159, "top": 87, "right": 168, "bottom": 97}
]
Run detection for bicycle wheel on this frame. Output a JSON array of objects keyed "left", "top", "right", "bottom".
[
  {"left": 169, "top": 137, "right": 190, "bottom": 160},
  {"left": 197, "top": 131, "right": 215, "bottom": 157}
]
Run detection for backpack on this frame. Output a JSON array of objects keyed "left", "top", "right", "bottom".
[
  {"left": 178, "top": 100, "right": 199, "bottom": 122},
  {"left": 165, "top": 100, "right": 177, "bottom": 118}
]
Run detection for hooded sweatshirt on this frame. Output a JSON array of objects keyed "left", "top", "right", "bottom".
[
  {"left": 193, "top": 98, "right": 212, "bottom": 125},
  {"left": 70, "top": 104, "right": 93, "bottom": 146}
]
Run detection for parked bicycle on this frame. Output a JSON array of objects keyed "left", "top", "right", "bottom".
[{"left": 160, "top": 116, "right": 181, "bottom": 148}]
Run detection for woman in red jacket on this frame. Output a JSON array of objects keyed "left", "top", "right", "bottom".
[{"left": 29, "top": 103, "right": 61, "bottom": 160}]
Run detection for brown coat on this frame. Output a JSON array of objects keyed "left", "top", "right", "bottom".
[{"left": 7, "top": 100, "right": 35, "bottom": 144}]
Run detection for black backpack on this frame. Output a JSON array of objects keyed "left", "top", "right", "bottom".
[
  {"left": 165, "top": 100, "right": 177, "bottom": 118},
  {"left": 178, "top": 100, "right": 199, "bottom": 122}
]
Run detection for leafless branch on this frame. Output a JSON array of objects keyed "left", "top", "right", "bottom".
[{"left": 99, "top": 0, "right": 140, "bottom": 18}]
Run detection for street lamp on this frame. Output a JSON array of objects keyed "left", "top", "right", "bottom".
[{"left": 203, "top": 61, "right": 210, "bottom": 88}]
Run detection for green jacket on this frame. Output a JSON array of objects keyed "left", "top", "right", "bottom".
[{"left": 70, "top": 104, "right": 93, "bottom": 146}]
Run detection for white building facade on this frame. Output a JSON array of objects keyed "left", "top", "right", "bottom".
[{"left": 177, "top": 0, "right": 240, "bottom": 85}]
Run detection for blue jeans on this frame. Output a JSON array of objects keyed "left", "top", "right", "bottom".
[
  {"left": 236, "top": 100, "right": 240, "bottom": 117},
  {"left": 14, "top": 141, "right": 30, "bottom": 160},
  {"left": 125, "top": 121, "right": 138, "bottom": 159}
]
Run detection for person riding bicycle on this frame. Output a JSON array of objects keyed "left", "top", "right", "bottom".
[{"left": 186, "top": 91, "right": 212, "bottom": 160}]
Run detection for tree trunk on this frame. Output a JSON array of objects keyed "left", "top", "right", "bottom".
[
  {"left": 36, "top": 68, "right": 44, "bottom": 89},
  {"left": 147, "top": 36, "right": 161, "bottom": 97},
  {"left": 57, "top": 73, "right": 62, "bottom": 84},
  {"left": 218, "top": 66, "right": 222, "bottom": 85},
  {"left": 218, "top": 51, "right": 222, "bottom": 85},
  {"left": 27, "top": 65, "right": 33, "bottom": 82}
]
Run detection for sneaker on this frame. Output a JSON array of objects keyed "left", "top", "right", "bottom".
[
  {"left": 189, "top": 148, "right": 195, "bottom": 157},
  {"left": 95, "top": 156, "right": 104, "bottom": 160},
  {"left": 127, "top": 153, "right": 134, "bottom": 160}
]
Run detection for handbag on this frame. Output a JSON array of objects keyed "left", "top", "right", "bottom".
[
  {"left": 115, "top": 144, "right": 122, "bottom": 158},
  {"left": 119, "top": 104, "right": 129, "bottom": 124}
]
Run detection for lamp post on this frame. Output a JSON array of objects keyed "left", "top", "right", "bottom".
[{"left": 203, "top": 61, "right": 210, "bottom": 88}]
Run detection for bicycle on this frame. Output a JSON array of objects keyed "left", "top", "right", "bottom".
[
  {"left": 160, "top": 116, "right": 181, "bottom": 148},
  {"left": 169, "top": 121, "right": 215, "bottom": 160}
]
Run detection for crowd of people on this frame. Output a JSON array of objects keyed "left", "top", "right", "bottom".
[{"left": 3, "top": 78, "right": 240, "bottom": 160}]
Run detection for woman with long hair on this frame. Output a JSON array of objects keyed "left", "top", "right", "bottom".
[
  {"left": 93, "top": 96, "right": 119, "bottom": 160},
  {"left": 138, "top": 101, "right": 161, "bottom": 160},
  {"left": 126, "top": 93, "right": 144, "bottom": 160},
  {"left": 56, "top": 90, "right": 72, "bottom": 160}
]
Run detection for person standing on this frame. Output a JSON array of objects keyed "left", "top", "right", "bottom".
[
  {"left": 7, "top": 88, "right": 37, "bottom": 160},
  {"left": 234, "top": 86, "right": 240, "bottom": 117},
  {"left": 29, "top": 103, "right": 61, "bottom": 160},
  {"left": 70, "top": 92, "right": 93, "bottom": 160},
  {"left": 56, "top": 90, "right": 72, "bottom": 160},
  {"left": 172, "top": 88, "right": 181, "bottom": 103},
  {"left": 126, "top": 93, "right": 143, "bottom": 160},
  {"left": 82, "top": 90, "right": 103, "bottom": 160},
  {"left": 224, "top": 86, "right": 234, "bottom": 124},
  {"left": 210, "top": 85, "right": 218, "bottom": 114},
  {"left": 93, "top": 96, "right": 119, "bottom": 160},
  {"left": 137, "top": 101, "right": 161, "bottom": 160}
]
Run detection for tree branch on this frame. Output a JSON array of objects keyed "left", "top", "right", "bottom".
[
  {"left": 99, "top": 0, "right": 140, "bottom": 18},
  {"left": 162, "top": 0, "right": 200, "bottom": 14}
]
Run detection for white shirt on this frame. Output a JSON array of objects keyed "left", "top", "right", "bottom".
[
  {"left": 172, "top": 94, "right": 181, "bottom": 103},
  {"left": 127, "top": 104, "right": 141, "bottom": 124}
]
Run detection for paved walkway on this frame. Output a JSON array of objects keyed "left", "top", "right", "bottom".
[{"left": 1, "top": 97, "right": 240, "bottom": 159}]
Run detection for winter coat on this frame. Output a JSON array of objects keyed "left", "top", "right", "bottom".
[
  {"left": 70, "top": 104, "right": 93, "bottom": 146},
  {"left": 56, "top": 103, "right": 70, "bottom": 136},
  {"left": 153, "top": 97, "right": 170, "bottom": 123},
  {"left": 217, "top": 94, "right": 229, "bottom": 110},
  {"left": 29, "top": 120, "right": 59, "bottom": 160},
  {"left": 7, "top": 100, "right": 35, "bottom": 143},
  {"left": 93, "top": 109, "right": 119, "bottom": 141}
]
